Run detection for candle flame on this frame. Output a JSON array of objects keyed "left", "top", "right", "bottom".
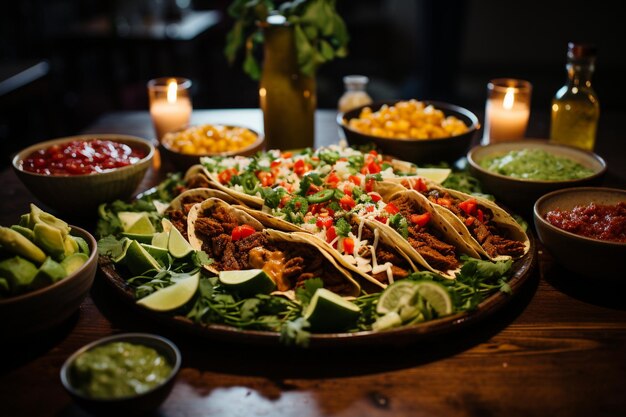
[
  {"left": 503, "top": 88, "right": 515, "bottom": 110},
  {"left": 167, "top": 79, "right": 178, "bottom": 103}
]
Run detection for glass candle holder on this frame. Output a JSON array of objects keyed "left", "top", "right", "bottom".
[
  {"left": 148, "top": 77, "right": 192, "bottom": 142},
  {"left": 483, "top": 78, "right": 532, "bottom": 144}
]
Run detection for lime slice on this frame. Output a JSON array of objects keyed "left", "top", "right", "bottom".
[
  {"left": 126, "top": 214, "right": 156, "bottom": 234},
  {"left": 304, "top": 288, "right": 360, "bottom": 332},
  {"left": 413, "top": 280, "right": 453, "bottom": 316},
  {"left": 168, "top": 225, "right": 193, "bottom": 259},
  {"left": 140, "top": 243, "right": 170, "bottom": 266},
  {"left": 112, "top": 238, "right": 132, "bottom": 264},
  {"left": 376, "top": 280, "right": 420, "bottom": 315},
  {"left": 137, "top": 272, "right": 200, "bottom": 312},
  {"left": 123, "top": 240, "right": 162, "bottom": 275},
  {"left": 151, "top": 231, "right": 170, "bottom": 249},
  {"left": 117, "top": 212, "right": 146, "bottom": 231},
  {"left": 415, "top": 168, "right": 451, "bottom": 184},
  {"left": 219, "top": 269, "right": 276, "bottom": 296}
]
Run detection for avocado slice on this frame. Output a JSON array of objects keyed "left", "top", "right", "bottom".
[
  {"left": 60, "top": 253, "right": 89, "bottom": 276},
  {"left": 0, "top": 277, "right": 9, "bottom": 295},
  {"left": 63, "top": 235, "right": 79, "bottom": 257},
  {"left": 32, "top": 257, "right": 67, "bottom": 289},
  {"left": 0, "top": 226, "right": 46, "bottom": 264},
  {"left": 18, "top": 214, "right": 30, "bottom": 227},
  {"left": 29, "top": 204, "right": 71, "bottom": 236},
  {"left": 33, "top": 223, "right": 65, "bottom": 259},
  {"left": 10, "top": 225, "right": 35, "bottom": 241},
  {"left": 0, "top": 256, "right": 38, "bottom": 295},
  {"left": 72, "top": 236, "right": 90, "bottom": 254}
]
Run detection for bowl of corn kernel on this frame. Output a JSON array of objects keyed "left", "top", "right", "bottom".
[
  {"left": 161, "top": 124, "right": 264, "bottom": 171},
  {"left": 339, "top": 100, "right": 480, "bottom": 163}
]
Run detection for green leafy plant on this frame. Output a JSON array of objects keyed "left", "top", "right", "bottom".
[{"left": 225, "top": 0, "right": 349, "bottom": 79}]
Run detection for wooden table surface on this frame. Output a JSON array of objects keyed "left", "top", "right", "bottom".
[{"left": 1, "top": 109, "right": 625, "bottom": 417}]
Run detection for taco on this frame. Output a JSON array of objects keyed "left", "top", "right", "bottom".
[
  {"left": 235, "top": 201, "right": 417, "bottom": 291},
  {"left": 165, "top": 188, "right": 240, "bottom": 240},
  {"left": 187, "top": 198, "right": 360, "bottom": 297},
  {"left": 369, "top": 182, "right": 481, "bottom": 279},
  {"left": 396, "top": 177, "right": 529, "bottom": 260}
]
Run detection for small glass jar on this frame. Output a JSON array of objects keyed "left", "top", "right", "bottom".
[
  {"left": 338, "top": 75, "right": 372, "bottom": 113},
  {"left": 482, "top": 78, "right": 532, "bottom": 144}
]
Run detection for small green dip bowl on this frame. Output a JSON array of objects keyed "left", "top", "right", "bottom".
[{"left": 60, "top": 333, "right": 181, "bottom": 416}]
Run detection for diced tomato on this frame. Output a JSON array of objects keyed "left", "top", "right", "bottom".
[
  {"left": 339, "top": 195, "right": 356, "bottom": 210},
  {"left": 294, "top": 159, "right": 311, "bottom": 176},
  {"left": 366, "top": 160, "right": 381, "bottom": 174},
  {"left": 437, "top": 197, "right": 453, "bottom": 208},
  {"left": 365, "top": 205, "right": 375, "bottom": 213},
  {"left": 270, "top": 160, "right": 281, "bottom": 168},
  {"left": 415, "top": 178, "right": 427, "bottom": 192},
  {"left": 326, "top": 226, "right": 337, "bottom": 246},
  {"left": 338, "top": 157, "right": 348, "bottom": 162},
  {"left": 348, "top": 175, "right": 361, "bottom": 186},
  {"left": 306, "top": 184, "right": 321, "bottom": 195},
  {"left": 231, "top": 225, "right": 256, "bottom": 241},
  {"left": 279, "top": 196, "right": 291, "bottom": 208},
  {"left": 465, "top": 217, "right": 475, "bottom": 226},
  {"left": 384, "top": 202, "right": 399, "bottom": 215},
  {"left": 369, "top": 150, "right": 378, "bottom": 157},
  {"left": 257, "top": 171, "right": 274, "bottom": 187},
  {"left": 368, "top": 192, "right": 382, "bottom": 202},
  {"left": 325, "top": 172, "right": 340, "bottom": 188},
  {"left": 458, "top": 198, "right": 478, "bottom": 215},
  {"left": 342, "top": 237, "right": 355, "bottom": 255},
  {"left": 217, "top": 168, "right": 237, "bottom": 184},
  {"left": 365, "top": 178, "right": 376, "bottom": 193},
  {"left": 343, "top": 184, "right": 353, "bottom": 196},
  {"left": 476, "top": 209, "right": 484, "bottom": 223},
  {"left": 281, "top": 151, "right": 293, "bottom": 158},
  {"left": 410, "top": 212, "right": 431, "bottom": 227},
  {"left": 375, "top": 216, "right": 387, "bottom": 224},
  {"left": 316, "top": 215, "right": 334, "bottom": 229}
]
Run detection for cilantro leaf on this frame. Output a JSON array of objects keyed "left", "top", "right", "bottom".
[
  {"left": 295, "top": 277, "right": 324, "bottom": 308},
  {"left": 97, "top": 236, "right": 126, "bottom": 259},
  {"left": 280, "top": 317, "right": 311, "bottom": 347},
  {"left": 335, "top": 218, "right": 351, "bottom": 237}
]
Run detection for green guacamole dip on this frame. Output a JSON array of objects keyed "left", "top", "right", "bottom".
[
  {"left": 71, "top": 342, "right": 172, "bottom": 399},
  {"left": 479, "top": 149, "right": 594, "bottom": 180}
]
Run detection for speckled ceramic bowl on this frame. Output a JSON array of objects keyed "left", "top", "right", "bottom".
[
  {"left": 467, "top": 140, "right": 606, "bottom": 212},
  {"left": 12, "top": 134, "right": 154, "bottom": 213},
  {"left": 60, "top": 333, "right": 181, "bottom": 416},
  {"left": 0, "top": 226, "right": 97, "bottom": 337},
  {"left": 534, "top": 187, "right": 626, "bottom": 278},
  {"left": 339, "top": 100, "right": 480, "bottom": 164}
]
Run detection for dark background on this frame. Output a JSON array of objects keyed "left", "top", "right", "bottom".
[{"left": 1, "top": 0, "right": 624, "bottom": 166}]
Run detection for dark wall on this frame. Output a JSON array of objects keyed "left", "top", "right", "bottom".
[{"left": 1, "top": 0, "right": 624, "bottom": 164}]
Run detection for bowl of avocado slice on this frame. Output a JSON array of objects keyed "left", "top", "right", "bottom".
[{"left": 0, "top": 204, "right": 98, "bottom": 338}]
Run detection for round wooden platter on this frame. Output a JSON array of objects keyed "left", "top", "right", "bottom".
[{"left": 98, "top": 229, "right": 536, "bottom": 348}]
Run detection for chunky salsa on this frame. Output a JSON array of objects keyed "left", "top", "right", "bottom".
[
  {"left": 479, "top": 148, "right": 594, "bottom": 181},
  {"left": 21, "top": 139, "right": 147, "bottom": 175},
  {"left": 545, "top": 202, "right": 626, "bottom": 243}
]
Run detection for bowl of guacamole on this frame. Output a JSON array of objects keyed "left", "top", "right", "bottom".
[
  {"left": 467, "top": 140, "right": 606, "bottom": 212},
  {"left": 60, "top": 333, "right": 181, "bottom": 415}
]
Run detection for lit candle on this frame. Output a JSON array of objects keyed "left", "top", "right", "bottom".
[
  {"left": 148, "top": 78, "right": 192, "bottom": 141},
  {"left": 483, "top": 79, "right": 532, "bottom": 144}
]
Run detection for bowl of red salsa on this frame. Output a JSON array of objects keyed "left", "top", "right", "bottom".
[
  {"left": 534, "top": 187, "right": 626, "bottom": 278},
  {"left": 13, "top": 135, "right": 154, "bottom": 212}
]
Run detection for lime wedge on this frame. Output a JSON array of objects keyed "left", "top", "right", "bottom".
[
  {"left": 168, "top": 225, "right": 193, "bottom": 259},
  {"left": 124, "top": 240, "right": 162, "bottom": 275},
  {"left": 413, "top": 280, "right": 453, "bottom": 316},
  {"left": 120, "top": 232, "right": 154, "bottom": 244},
  {"left": 219, "top": 269, "right": 276, "bottom": 296},
  {"left": 112, "top": 237, "right": 132, "bottom": 264},
  {"left": 161, "top": 218, "right": 174, "bottom": 233},
  {"left": 117, "top": 212, "right": 146, "bottom": 231},
  {"left": 376, "top": 280, "right": 420, "bottom": 315},
  {"left": 151, "top": 231, "right": 170, "bottom": 249},
  {"left": 304, "top": 288, "right": 360, "bottom": 332},
  {"left": 126, "top": 214, "right": 156, "bottom": 234},
  {"left": 137, "top": 272, "right": 200, "bottom": 312},
  {"left": 140, "top": 243, "right": 170, "bottom": 266},
  {"left": 415, "top": 168, "right": 451, "bottom": 183}
]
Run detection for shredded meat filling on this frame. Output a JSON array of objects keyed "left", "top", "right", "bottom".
[{"left": 390, "top": 195, "right": 460, "bottom": 271}]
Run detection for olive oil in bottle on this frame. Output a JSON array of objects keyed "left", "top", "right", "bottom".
[{"left": 550, "top": 42, "right": 599, "bottom": 151}]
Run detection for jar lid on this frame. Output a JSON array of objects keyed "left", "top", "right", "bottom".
[
  {"left": 567, "top": 42, "right": 597, "bottom": 59},
  {"left": 343, "top": 75, "right": 369, "bottom": 87}
]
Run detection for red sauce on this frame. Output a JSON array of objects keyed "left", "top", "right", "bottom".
[
  {"left": 545, "top": 202, "right": 626, "bottom": 243},
  {"left": 21, "top": 139, "right": 147, "bottom": 175}
]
